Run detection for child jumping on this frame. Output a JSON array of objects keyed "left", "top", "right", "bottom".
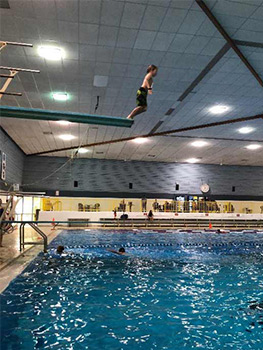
[{"left": 127, "top": 64, "right": 158, "bottom": 119}]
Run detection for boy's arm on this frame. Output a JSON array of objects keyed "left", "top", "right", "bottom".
[{"left": 145, "top": 73, "right": 153, "bottom": 89}]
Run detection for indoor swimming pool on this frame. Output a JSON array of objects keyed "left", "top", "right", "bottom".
[{"left": 1, "top": 230, "right": 263, "bottom": 349}]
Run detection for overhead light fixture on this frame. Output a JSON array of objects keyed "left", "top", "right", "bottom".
[
  {"left": 52, "top": 92, "right": 68, "bottom": 101},
  {"left": 209, "top": 105, "right": 229, "bottom": 114},
  {"left": 191, "top": 140, "right": 208, "bottom": 148},
  {"left": 38, "top": 46, "right": 65, "bottom": 60},
  {"left": 78, "top": 148, "right": 90, "bottom": 154},
  {"left": 132, "top": 137, "right": 149, "bottom": 144},
  {"left": 186, "top": 158, "right": 199, "bottom": 163},
  {"left": 57, "top": 120, "right": 71, "bottom": 126},
  {"left": 59, "top": 134, "right": 76, "bottom": 141},
  {"left": 238, "top": 127, "right": 255, "bottom": 134},
  {"left": 246, "top": 144, "right": 262, "bottom": 150}
]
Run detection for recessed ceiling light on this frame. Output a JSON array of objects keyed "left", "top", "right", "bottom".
[
  {"left": 246, "top": 144, "right": 262, "bottom": 150},
  {"left": 78, "top": 148, "right": 90, "bottom": 154},
  {"left": 132, "top": 137, "right": 149, "bottom": 144},
  {"left": 186, "top": 158, "right": 199, "bottom": 163},
  {"left": 191, "top": 140, "right": 208, "bottom": 148},
  {"left": 52, "top": 92, "right": 68, "bottom": 101},
  {"left": 57, "top": 120, "right": 71, "bottom": 126},
  {"left": 238, "top": 127, "right": 255, "bottom": 134},
  {"left": 209, "top": 105, "right": 229, "bottom": 114},
  {"left": 38, "top": 46, "right": 65, "bottom": 60},
  {"left": 59, "top": 134, "right": 76, "bottom": 141}
]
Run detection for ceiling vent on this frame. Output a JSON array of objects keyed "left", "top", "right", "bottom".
[
  {"left": 43, "top": 131, "right": 53, "bottom": 135},
  {"left": 0, "top": 0, "right": 10, "bottom": 9},
  {"left": 96, "top": 151, "right": 104, "bottom": 154},
  {"left": 148, "top": 154, "right": 156, "bottom": 158}
]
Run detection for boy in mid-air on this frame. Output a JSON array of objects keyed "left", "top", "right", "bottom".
[{"left": 127, "top": 64, "right": 158, "bottom": 119}]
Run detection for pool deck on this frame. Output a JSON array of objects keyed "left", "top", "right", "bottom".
[{"left": 0, "top": 226, "right": 61, "bottom": 293}]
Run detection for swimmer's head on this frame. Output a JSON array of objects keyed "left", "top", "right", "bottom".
[
  {"left": 147, "top": 64, "right": 158, "bottom": 76},
  {"left": 56, "top": 245, "right": 64, "bottom": 254},
  {"left": 119, "top": 247, "right": 125, "bottom": 253}
]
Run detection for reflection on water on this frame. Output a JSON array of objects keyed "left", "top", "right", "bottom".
[{"left": 1, "top": 231, "right": 263, "bottom": 349}]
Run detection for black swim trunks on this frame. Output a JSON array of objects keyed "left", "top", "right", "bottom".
[{"left": 136, "top": 87, "right": 148, "bottom": 107}]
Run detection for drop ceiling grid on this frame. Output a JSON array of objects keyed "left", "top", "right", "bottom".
[{"left": 0, "top": 0, "right": 263, "bottom": 165}]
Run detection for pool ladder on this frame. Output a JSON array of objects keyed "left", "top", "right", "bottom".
[{"left": 20, "top": 222, "right": 47, "bottom": 253}]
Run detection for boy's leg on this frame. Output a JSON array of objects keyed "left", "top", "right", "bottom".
[{"left": 127, "top": 106, "right": 147, "bottom": 119}]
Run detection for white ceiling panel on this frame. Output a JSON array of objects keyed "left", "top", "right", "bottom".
[{"left": 0, "top": 0, "right": 263, "bottom": 166}]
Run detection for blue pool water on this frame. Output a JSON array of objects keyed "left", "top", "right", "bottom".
[{"left": 1, "top": 230, "right": 263, "bottom": 350}]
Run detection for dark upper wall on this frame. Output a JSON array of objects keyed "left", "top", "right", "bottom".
[
  {"left": 0, "top": 128, "right": 25, "bottom": 190},
  {"left": 23, "top": 156, "right": 263, "bottom": 200}
]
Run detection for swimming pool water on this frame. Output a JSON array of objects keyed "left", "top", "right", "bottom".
[{"left": 1, "top": 230, "right": 263, "bottom": 350}]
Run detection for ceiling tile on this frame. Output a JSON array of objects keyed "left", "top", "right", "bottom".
[
  {"left": 152, "top": 32, "right": 175, "bottom": 51},
  {"left": 79, "top": 0, "right": 101, "bottom": 24},
  {"left": 101, "top": 0, "right": 124, "bottom": 26},
  {"left": 56, "top": 0, "right": 78, "bottom": 22},
  {"left": 134, "top": 30, "right": 156, "bottom": 50},
  {"left": 79, "top": 23, "right": 99, "bottom": 45},
  {"left": 117, "top": 28, "right": 138, "bottom": 48},
  {"left": 98, "top": 26, "right": 119, "bottom": 47},
  {"left": 160, "top": 8, "right": 187, "bottom": 33},
  {"left": 140, "top": 5, "right": 167, "bottom": 31},
  {"left": 120, "top": 2, "right": 146, "bottom": 29}
]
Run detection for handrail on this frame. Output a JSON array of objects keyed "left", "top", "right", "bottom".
[
  {"left": 29, "top": 223, "right": 48, "bottom": 252},
  {"left": 19, "top": 222, "right": 48, "bottom": 253}
]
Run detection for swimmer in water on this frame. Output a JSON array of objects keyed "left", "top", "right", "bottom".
[
  {"left": 127, "top": 64, "right": 158, "bottom": 120},
  {"left": 56, "top": 245, "right": 64, "bottom": 254},
  {"left": 108, "top": 247, "right": 127, "bottom": 255}
]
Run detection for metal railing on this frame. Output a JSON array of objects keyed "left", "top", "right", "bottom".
[{"left": 19, "top": 222, "right": 48, "bottom": 253}]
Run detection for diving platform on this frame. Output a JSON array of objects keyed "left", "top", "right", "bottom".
[{"left": 0, "top": 106, "right": 134, "bottom": 127}]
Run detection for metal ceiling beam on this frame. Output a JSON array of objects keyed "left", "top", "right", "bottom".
[
  {"left": 195, "top": 0, "right": 263, "bottom": 87},
  {"left": 0, "top": 106, "right": 134, "bottom": 128},
  {"left": 235, "top": 40, "right": 263, "bottom": 49},
  {"left": 30, "top": 113, "right": 263, "bottom": 156},
  {"left": 178, "top": 43, "right": 231, "bottom": 102}
]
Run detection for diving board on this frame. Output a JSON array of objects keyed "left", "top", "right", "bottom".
[{"left": 0, "top": 106, "right": 134, "bottom": 128}]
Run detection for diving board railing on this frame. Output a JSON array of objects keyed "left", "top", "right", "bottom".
[{"left": 0, "top": 106, "right": 134, "bottom": 127}]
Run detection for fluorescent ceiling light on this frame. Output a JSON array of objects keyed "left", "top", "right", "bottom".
[
  {"left": 78, "top": 148, "right": 89, "bottom": 154},
  {"left": 59, "top": 134, "right": 75, "bottom": 141},
  {"left": 238, "top": 127, "right": 255, "bottom": 134},
  {"left": 186, "top": 158, "right": 199, "bottom": 163},
  {"left": 191, "top": 140, "right": 208, "bottom": 148},
  {"left": 246, "top": 144, "right": 262, "bottom": 150},
  {"left": 38, "top": 46, "right": 65, "bottom": 60},
  {"left": 209, "top": 105, "right": 229, "bottom": 114},
  {"left": 132, "top": 138, "right": 149, "bottom": 144},
  {"left": 53, "top": 92, "right": 68, "bottom": 101},
  {"left": 57, "top": 120, "right": 71, "bottom": 126}
]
